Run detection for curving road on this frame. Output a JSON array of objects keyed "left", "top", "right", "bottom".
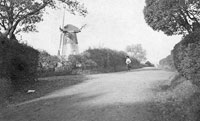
[{"left": 1, "top": 67, "right": 174, "bottom": 121}]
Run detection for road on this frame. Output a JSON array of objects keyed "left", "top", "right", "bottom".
[{"left": 1, "top": 68, "right": 174, "bottom": 121}]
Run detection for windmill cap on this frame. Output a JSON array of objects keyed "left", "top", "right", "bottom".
[{"left": 63, "top": 24, "right": 80, "bottom": 32}]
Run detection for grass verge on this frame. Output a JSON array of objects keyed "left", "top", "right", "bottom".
[
  {"left": 4, "top": 75, "right": 88, "bottom": 106},
  {"left": 149, "top": 74, "right": 200, "bottom": 121}
]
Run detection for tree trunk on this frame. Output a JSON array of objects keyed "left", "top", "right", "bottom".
[
  {"left": 1, "top": 27, "right": 17, "bottom": 40},
  {"left": 8, "top": 28, "right": 16, "bottom": 40}
]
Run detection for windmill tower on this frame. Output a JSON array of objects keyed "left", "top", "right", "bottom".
[
  {"left": 59, "top": 24, "right": 81, "bottom": 57},
  {"left": 58, "top": 8, "right": 85, "bottom": 59}
]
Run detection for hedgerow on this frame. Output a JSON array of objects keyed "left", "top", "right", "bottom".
[
  {"left": 172, "top": 30, "right": 200, "bottom": 86},
  {"left": 81, "top": 48, "right": 142, "bottom": 72},
  {"left": 37, "top": 51, "right": 74, "bottom": 77},
  {"left": 159, "top": 54, "right": 176, "bottom": 71},
  {"left": 0, "top": 36, "right": 39, "bottom": 86}
]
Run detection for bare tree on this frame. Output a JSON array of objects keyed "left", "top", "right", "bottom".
[{"left": 126, "top": 44, "right": 147, "bottom": 62}]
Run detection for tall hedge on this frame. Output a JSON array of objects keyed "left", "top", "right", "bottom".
[
  {"left": 159, "top": 54, "right": 176, "bottom": 71},
  {"left": 0, "top": 36, "right": 39, "bottom": 86},
  {"left": 68, "top": 52, "right": 97, "bottom": 70},
  {"left": 172, "top": 30, "right": 200, "bottom": 86},
  {"left": 82, "top": 48, "right": 141, "bottom": 72}
]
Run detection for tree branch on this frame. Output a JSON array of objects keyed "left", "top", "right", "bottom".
[
  {"left": 0, "top": 20, "right": 6, "bottom": 30},
  {"left": 9, "top": 2, "right": 48, "bottom": 38},
  {"left": 171, "top": 13, "right": 191, "bottom": 34},
  {"left": 14, "top": 7, "right": 27, "bottom": 19},
  {"left": 179, "top": 9, "right": 192, "bottom": 32},
  {"left": 185, "top": 9, "right": 200, "bottom": 24},
  {"left": 14, "top": 3, "right": 35, "bottom": 20}
]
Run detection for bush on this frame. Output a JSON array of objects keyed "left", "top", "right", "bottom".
[
  {"left": 84, "top": 48, "right": 125, "bottom": 72},
  {"left": 159, "top": 54, "right": 176, "bottom": 70},
  {"left": 172, "top": 30, "right": 200, "bottom": 86},
  {"left": 68, "top": 52, "right": 97, "bottom": 70},
  {"left": 145, "top": 61, "right": 155, "bottom": 67},
  {"left": 0, "top": 36, "right": 39, "bottom": 86},
  {"left": 37, "top": 51, "right": 74, "bottom": 77},
  {"left": 38, "top": 51, "right": 60, "bottom": 73},
  {"left": 69, "top": 48, "right": 142, "bottom": 73},
  {"left": 54, "top": 61, "right": 73, "bottom": 74}
]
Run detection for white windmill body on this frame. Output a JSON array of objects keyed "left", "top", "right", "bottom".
[
  {"left": 61, "top": 33, "right": 79, "bottom": 57},
  {"left": 58, "top": 7, "right": 83, "bottom": 59},
  {"left": 60, "top": 24, "right": 80, "bottom": 58},
  {"left": 58, "top": 23, "right": 86, "bottom": 59}
]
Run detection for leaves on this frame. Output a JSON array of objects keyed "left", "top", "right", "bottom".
[
  {"left": 144, "top": 0, "right": 200, "bottom": 36},
  {"left": 0, "top": 0, "right": 88, "bottom": 38},
  {"left": 172, "top": 30, "right": 200, "bottom": 84},
  {"left": 159, "top": 55, "right": 176, "bottom": 70}
]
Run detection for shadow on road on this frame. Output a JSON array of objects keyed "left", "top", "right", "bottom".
[
  {"left": 1, "top": 89, "right": 193, "bottom": 121},
  {"left": 1, "top": 92, "right": 154, "bottom": 121},
  {"left": 6, "top": 75, "right": 88, "bottom": 105}
]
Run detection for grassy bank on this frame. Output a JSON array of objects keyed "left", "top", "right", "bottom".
[
  {"left": 1, "top": 75, "right": 88, "bottom": 107},
  {"left": 149, "top": 74, "right": 200, "bottom": 121}
]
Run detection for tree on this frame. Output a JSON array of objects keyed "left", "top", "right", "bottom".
[
  {"left": 126, "top": 44, "right": 147, "bottom": 62},
  {"left": 143, "top": 0, "right": 200, "bottom": 36},
  {"left": 0, "top": 0, "right": 87, "bottom": 40}
]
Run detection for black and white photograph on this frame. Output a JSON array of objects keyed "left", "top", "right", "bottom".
[{"left": 0, "top": 0, "right": 200, "bottom": 121}]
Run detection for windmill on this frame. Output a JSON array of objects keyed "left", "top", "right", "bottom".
[{"left": 57, "top": 6, "right": 86, "bottom": 59}]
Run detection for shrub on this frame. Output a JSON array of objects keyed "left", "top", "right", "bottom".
[
  {"left": 0, "top": 36, "right": 39, "bottom": 86},
  {"left": 130, "top": 56, "right": 143, "bottom": 69},
  {"left": 79, "top": 48, "right": 142, "bottom": 72},
  {"left": 54, "top": 61, "right": 73, "bottom": 73},
  {"left": 38, "top": 51, "right": 60, "bottom": 72},
  {"left": 68, "top": 52, "right": 97, "bottom": 70},
  {"left": 37, "top": 51, "right": 74, "bottom": 77},
  {"left": 172, "top": 30, "right": 200, "bottom": 86},
  {"left": 145, "top": 61, "right": 155, "bottom": 67},
  {"left": 83, "top": 48, "right": 123, "bottom": 72},
  {"left": 159, "top": 54, "right": 176, "bottom": 70}
]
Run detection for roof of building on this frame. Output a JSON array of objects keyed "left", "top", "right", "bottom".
[{"left": 63, "top": 24, "right": 80, "bottom": 33}]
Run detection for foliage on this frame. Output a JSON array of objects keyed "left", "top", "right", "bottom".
[
  {"left": 172, "top": 30, "right": 200, "bottom": 86},
  {"left": 53, "top": 61, "right": 74, "bottom": 75},
  {"left": 149, "top": 79, "right": 200, "bottom": 121},
  {"left": 144, "top": 0, "right": 200, "bottom": 36},
  {"left": 68, "top": 52, "right": 97, "bottom": 70},
  {"left": 0, "top": 0, "right": 87, "bottom": 39},
  {"left": 83, "top": 48, "right": 142, "bottom": 72},
  {"left": 126, "top": 44, "right": 147, "bottom": 62},
  {"left": 38, "top": 50, "right": 60, "bottom": 72},
  {"left": 37, "top": 51, "right": 74, "bottom": 77},
  {"left": 68, "top": 48, "right": 142, "bottom": 73},
  {"left": 145, "top": 61, "right": 155, "bottom": 67},
  {"left": 159, "top": 54, "right": 176, "bottom": 70},
  {"left": 85, "top": 48, "right": 122, "bottom": 72},
  {"left": 0, "top": 36, "right": 39, "bottom": 86}
]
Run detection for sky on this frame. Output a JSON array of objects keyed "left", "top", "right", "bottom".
[{"left": 20, "top": 0, "right": 181, "bottom": 64}]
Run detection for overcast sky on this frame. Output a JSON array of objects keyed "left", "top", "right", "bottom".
[{"left": 21, "top": 0, "right": 181, "bottom": 64}]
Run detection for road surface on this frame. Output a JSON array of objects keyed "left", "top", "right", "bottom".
[{"left": 1, "top": 68, "right": 174, "bottom": 121}]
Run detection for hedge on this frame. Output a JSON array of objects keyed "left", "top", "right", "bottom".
[
  {"left": 37, "top": 51, "right": 74, "bottom": 77},
  {"left": 159, "top": 54, "right": 176, "bottom": 71},
  {"left": 0, "top": 36, "right": 39, "bottom": 86},
  {"left": 68, "top": 48, "right": 142, "bottom": 73},
  {"left": 172, "top": 30, "right": 200, "bottom": 86}
]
